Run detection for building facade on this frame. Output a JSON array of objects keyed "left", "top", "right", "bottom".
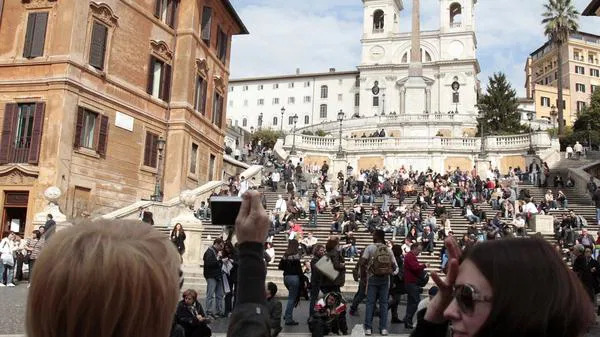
[
  {"left": 228, "top": 0, "right": 480, "bottom": 136},
  {"left": 525, "top": 31, "right": 600, "bottom": 126},
  {"left": 0, "top": 0, "right": 246, "bottom": 235}
]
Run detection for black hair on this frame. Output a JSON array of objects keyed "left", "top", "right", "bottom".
[{"left": 267, "top": 282, "right": 278, "bottom": 297}]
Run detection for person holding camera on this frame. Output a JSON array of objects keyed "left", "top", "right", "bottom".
[{"left": 203, "top": 238, "right": 225, "bottom": 318}]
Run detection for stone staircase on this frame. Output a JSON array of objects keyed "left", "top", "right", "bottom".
[{"left": 170, "top": 174, "right": 600, "bottom": 295}]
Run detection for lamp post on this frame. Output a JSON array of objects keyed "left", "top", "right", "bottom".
[
  {"left": 479, "top": 112, "right": 487, "bottom": 158},
  {"left": 588, "top": 121, "right": 592, "bottom": 154},
  {"left": 336, "top": 109, "right": 345, "bottom": 158},
  {"left": 290, "top": 113, "right": 298, "bottom": 155},
  {"left": 152, "top": 136, "right": 166, "bottom": 202},
  {"left": 258, "top": 112, "right": 263, "bottom": 130},
  {"left": 550, "top": 105, "right": 557, "bottom": 132},
  {"left": 280, "top": 107, "right": 285, "bottom": 134},
  {"left": 527, "top": 111, "right": 536, "bottom": 155}
]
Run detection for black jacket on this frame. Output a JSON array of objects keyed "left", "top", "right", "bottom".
[
  {"left": 319, "top": 250, "right": 346, "bottom": 288},
  {"left": 175, "top": 300, "right": 211, "bottom": 337},
  {"left": 203, "top": 246, "right": 222, "bottom": 279},
  {"left": 227, "top": 243, "right": 270, "bottom": 337},
  {"left": 171, "top": 231, "right": 186, "bottom": 254},
  {"left": 266, "top": 296, "right": 282, "bottom": 333},
  {"left": 278, "top": 255, "right": 303, "bottom": 276}
]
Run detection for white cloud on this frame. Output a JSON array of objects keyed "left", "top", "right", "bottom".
[{"left": 230, "top": 0, "right": 600, "bottom": 96}]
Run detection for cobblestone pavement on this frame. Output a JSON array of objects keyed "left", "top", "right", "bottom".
[{"left": 2, "top": 283, "right": 600, "bottom": 336}]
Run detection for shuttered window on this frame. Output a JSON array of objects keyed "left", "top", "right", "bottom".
[
  {"left": 23, "top": 12, "right": 48, "bottom": 58},
  {"left": 73, "top": 107, "right": 109, "bottom": 157},
  {"left": 194, "top": 76, "right": 207, "bottom": 114},
  {"left": 212, "top": 92, "right": 223, "bottom": 128},
  {"left": 143, "top": 131, "right": 159, "bottom": 168},
  {"left": 190, "top": 143, "right": 198, "bottom": 174},
  {"left": 200, "top": 7, "right": 212, "bottom": 45},
  {"left": 154, "top": 0, "right": 178, "bottom": 28},
  {"left": 146, "top": 56, "right": 172, "bottom": 102},
  {"left": 216, "top": 27, "right": 228, "bottom": 63},
  {"left": 0, "top": 102, "right": 45, "bottom": 165},
  {"left": 89, "top": 21, "right": 108, "bottom": 70}
]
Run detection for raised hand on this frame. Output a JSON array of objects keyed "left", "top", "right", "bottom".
[
  {"left": 424, "top": 237, "right": 461, "bottom": 323},
  {"left": 235, "top": 190, "right": 270, "bottom": 244}
]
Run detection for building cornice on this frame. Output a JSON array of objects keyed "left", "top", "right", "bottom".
[{"left": 230, "top": 70, "right": 360, "bottom": 83}]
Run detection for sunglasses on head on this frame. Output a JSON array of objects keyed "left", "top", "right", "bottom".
[{"left": 453, "top": 284, "right": 492, "bottom": 314}]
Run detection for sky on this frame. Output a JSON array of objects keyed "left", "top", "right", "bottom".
[{"left": 228, "top": 0, "right": 599, "bottom": 97}]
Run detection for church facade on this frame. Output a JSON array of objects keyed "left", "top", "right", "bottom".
[{"left": 228, "top": 0, "right": 480, "bottom": 138}]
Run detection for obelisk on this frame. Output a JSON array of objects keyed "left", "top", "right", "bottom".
[
  {"left": 409, "top": 0, "right": 423, "bottom": 77},
  {"left": 404, "top": 0, "right": 428, "bottom": 114}
]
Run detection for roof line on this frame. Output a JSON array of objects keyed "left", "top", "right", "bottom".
[
  {"left": 230, "top": 70, "right": 360, "bottom": 82},
  {"left": 583, "top": 0, "right": 600, "bottom": 16},
  {"left": 224, "top": 0, "right": 249, "bottom": 35}
]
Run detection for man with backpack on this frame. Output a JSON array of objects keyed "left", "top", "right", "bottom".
[
  {"left": 359, "top": 230, "right": 398, "bottom": 336},
  {"left": 308, "top": 196, "right": 318, "bottom": 227}
]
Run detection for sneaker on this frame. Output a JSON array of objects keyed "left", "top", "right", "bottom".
[
  {"left": 381, "top": 329, "right": 389, "bottom": 336},
  {"left": 0, "top": 283, "right": 5, "bottom": 287},
  {"left": 7, "top": 283, "right": 15, "bottom": 287},
  {"left": 364, "top": 328, "right": 372, "bottom": 336}
]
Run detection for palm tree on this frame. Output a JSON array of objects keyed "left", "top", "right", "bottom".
[{"left": 542, "top": 0, "right": 579, "bottom": 136}]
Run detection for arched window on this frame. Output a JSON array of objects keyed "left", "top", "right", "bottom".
[
  {"left": 319, "top": 104, "right": 327, "bottom": 118},
  {"left": 402, "top": 49, "right": 432, "bottom": 63},
  {"left": 450, "top": 3, "right": 462, "bottom": 27},
  {"left": 304, "top": 115, "right": 310, "bottom": 124},
  {"left": 242, "top": 118, "right": 247, "bottom": 127},
  {"left": 425, "top": 51, "right": 432, "bottom": 62},
  {"left": 401, "top": 52, "right": 408, "bottom": 63},
  {"left": 373, "top": 10, "right": 384, "bottom": 32},
  {"left": 272, "top": 116, "right": 278, "bottom": 126},
  {"left": 320, "top": 85, "right": 328, "bottom": 99}
]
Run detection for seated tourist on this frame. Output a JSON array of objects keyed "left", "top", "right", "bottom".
[
  {"left": 175, "top": 289, "right": 212, "bottom": 337},
  {"left": 301, "top": 233, "right": 318, "bottom": 256},
  {"left": 556, "top": 190, "right": 568, "bottom": 209},
  {"left": 512, "top": 214, "right": 526, "bottom": 237},
  {"left": 421, "top": 226, "right": 435, "bottom": 254},
  {"left": 266, "top": 282, "right": 282, "bottom": 337},
  {"left": 309, "top": 292, "right": 348, "bottom": 336},
  {"left": 544, "top": 189, "right": 558, "bottom": 209}
]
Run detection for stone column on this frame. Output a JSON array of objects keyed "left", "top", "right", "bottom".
[
  {"left": 170, "top": 190, "right": 204, "bottom": 266},
  {"left": 426, "top": 87, "right": 431, "bottom": 113},
  {"left": 399, "top": 87, "right": 406, "bottom": 114}
]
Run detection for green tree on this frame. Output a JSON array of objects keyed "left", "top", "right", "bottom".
[
  {"left": 251, "top": 129, "right": 284, "bottom": 149},
  {"left": 477, "top": 73, "right": 524, "bottom": 135},
  {"left": 542, "top": 0, "right": 579, "bottom": 136},
  {"left": 567, "top": 89, "right": 600, "bottom": 149}
]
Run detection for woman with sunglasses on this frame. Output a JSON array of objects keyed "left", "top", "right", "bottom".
[{"left": 412, "top": 237, "right": 594, "bottom": 337}]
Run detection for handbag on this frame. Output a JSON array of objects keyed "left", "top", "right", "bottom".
[{"left": 315, "top": 255, "right": 339, "bottom": 282}]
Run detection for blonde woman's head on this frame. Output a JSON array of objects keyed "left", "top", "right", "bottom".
[{"left": 26, "top": 220, "right": 181, "bottom": 337}]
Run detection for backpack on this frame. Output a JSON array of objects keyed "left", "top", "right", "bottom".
[{"left": 370, "top": 244, "right": 393, "bottom": 276}]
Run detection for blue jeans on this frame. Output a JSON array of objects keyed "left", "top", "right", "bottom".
[
  {"left": 345, "top": 245, "right": 357, "bottom": 258},
  {"left": 309, "top": 211, "right": 317, "bottom": 227},
  {"left": 404, "top": 283, "right": 421, "bottom": 324},
  {"left": 0, "top": 263, "right": 14, "bottom": 285},
  {"left": 382, "top": 194, "right": 390, "bottom": 212},
  {"left": 364, "top": 275, "right": 390, "bottom": 331},
  {"left": 467, "top": 215, "right": 481, "bottom": 223},
  {"left": 205, "top": 277, "right": 224, "bottom": 315},
  {"left": 596, "top": 208, "right": 600, "bottom": 225},
  {"left": 284, "top": 275, "right": 300, "bottom": 323}
]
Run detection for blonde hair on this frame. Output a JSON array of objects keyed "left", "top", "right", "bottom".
[{"left": 26, "top": 220, "right": 181, "bottom": 337}]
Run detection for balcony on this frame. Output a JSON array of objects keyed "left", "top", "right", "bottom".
[{"left": 8, "top": 139, "right": 31, "bottom": 164}]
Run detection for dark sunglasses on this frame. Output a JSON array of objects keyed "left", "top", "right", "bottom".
[{"left": 453, "top": 284, "right": 492, "bottom": 314}]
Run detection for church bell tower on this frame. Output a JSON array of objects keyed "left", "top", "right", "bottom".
[{"left": 362, "top": 0, "right": 403, "bottom": 38}]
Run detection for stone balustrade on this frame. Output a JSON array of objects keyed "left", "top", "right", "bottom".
[
  {"left": 295, "top": 113, "right": 477, "bottom": 134},
  {"left": 285, "top": 132, "right": 553, "bottom": 154}
]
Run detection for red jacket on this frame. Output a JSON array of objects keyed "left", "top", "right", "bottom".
[{"left": 403, "top": 251, "right": 426, "bottom": 284}]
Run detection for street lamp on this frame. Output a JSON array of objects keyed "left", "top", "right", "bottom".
[
  {"left": 550, "top": 105, "right": 557, "bottom": 131},
  {"left": 152, "top": 136, "right": 166, "bottom": 202},
  {"left": 527, "top": 111, "right": 536, "bottom": 155},
  {"left": 588, "top": 121, "right": 592, "bottom": 153},
  {"left": 258, "top": 112, "right": 263, "bottom": 130},
  {"left": 478, "top": 111, "right": 488, "bottom": 158},
  {"left": 290, "top": 113, "right": 298, "bottom": 155},
  {"left": 336, "top": 109, "right": 345, "bottom": 158},
  {"left": 280, "top": 107, "right": 285, "bottom": 134}
]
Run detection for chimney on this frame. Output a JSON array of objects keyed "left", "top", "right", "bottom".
[
  {"left": 296, "top": 68, "right": 300, "bottom": 75},
  {"left": 329, "top": 68, "right": 336, "bottom": 73}
]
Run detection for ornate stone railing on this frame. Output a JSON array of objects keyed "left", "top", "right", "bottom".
[
  {"left": 296, "top": 113, "right": 477, "bottom": 134},
  {"left": 285, "top": 132, "right": 554, "bottom": 154}
]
